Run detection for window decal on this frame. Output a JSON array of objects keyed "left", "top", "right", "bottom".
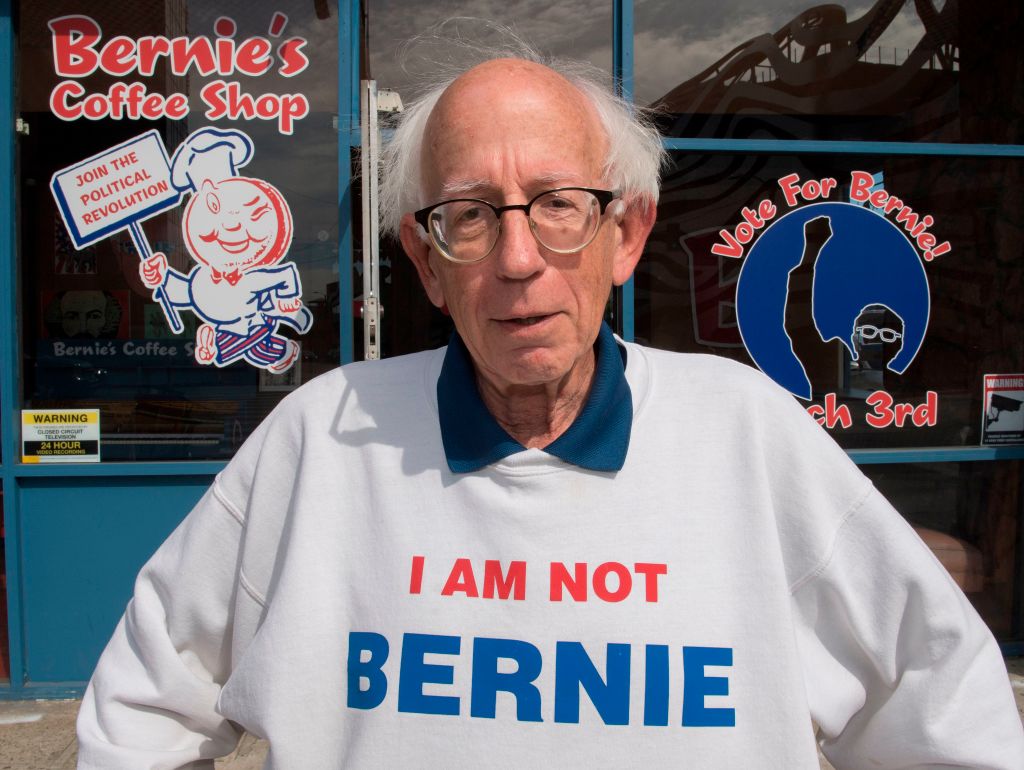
[
  {"left": 51, "top": 127, "right": 312, "bottom": 373},
  {"left": 982, "top": 375, "right": 1024, "bottom": 445},
  {"left": 725, "top": 171, "right": 949, "bottom": 430},
  {"left": 21, "top": 409, "right": 100, "bottom": 463},
  {"left": 47, "top": 14, "right": 310, "bottom": 135}
]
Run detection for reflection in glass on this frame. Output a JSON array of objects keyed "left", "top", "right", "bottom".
[
  {"left": 18, "top": 1, "right": 340, "bottom": 460},
  {"left": 365, "top": 5, "right": 612, "bottom": 97},
  {"left": 635, "top": 0, "right": 1022, "bottom": 143},
  {"left": 867, "top": 461, "right": 1022, "bottom": 642}
]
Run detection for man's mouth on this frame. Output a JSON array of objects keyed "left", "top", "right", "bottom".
[{"left": 499, "top": 313, "right": 557, "bottom": 327}]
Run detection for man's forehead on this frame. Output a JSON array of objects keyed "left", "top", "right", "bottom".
[
  {"left": 435, "top": 58, "right": 581, "bottom": 104},
  {"left": 422, "top": 59, "right": 606, "bottom": 194}
]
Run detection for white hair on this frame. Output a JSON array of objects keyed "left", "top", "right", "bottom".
[{"left": 378, "top": 20, "right": 666, "bottom": 238}]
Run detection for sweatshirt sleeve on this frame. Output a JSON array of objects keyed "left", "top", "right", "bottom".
[
  {"left": 791, "top": 486, "right": 1024, "bottom": 769},
  {"left": 75, "top": 480, "right": 253, "bottom": 770}
]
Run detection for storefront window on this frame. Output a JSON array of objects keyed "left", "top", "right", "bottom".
[
  {"left": 637, "top": 151, "right": 1024, "bottom": 449},
  {"left": 634, "top": 1, "right": 1022, "bottom": 144},
  {"left": 867, "top": 460, "right": 1022, "bottom": 641},
  {"left": 18, "top": 1, "right": 340, "bottom": 460}
]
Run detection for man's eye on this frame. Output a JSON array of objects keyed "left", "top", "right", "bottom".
[
  {"left": 456, "top": 206, "right": 484, "bottom": 222},
  {"left": 538, "top": 195, "right": 582, "bottom": 213},
  {"left": 536, "top": 196, "right": 584, "bottom": 220},
  {"left": 449, "top": 205, "right": 490, "bottom": 233},
  {"left": 544, "top": 197, "right": 574, "bottom": 209}
]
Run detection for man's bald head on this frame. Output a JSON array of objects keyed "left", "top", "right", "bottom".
[{"left": 380, "top": 51, "right": 663, "bottom": 237}]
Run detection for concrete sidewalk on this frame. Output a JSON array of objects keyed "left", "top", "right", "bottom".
[
  {"left": 2, "top": 660, "right": 1022, "bottom": 769},
  {"left": 0, "top": 700, "right": 267, "bottom": 770}
]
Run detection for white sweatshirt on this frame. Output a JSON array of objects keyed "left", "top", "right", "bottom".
[{"left": 77, "top": 341, "right": 1024, "bottom": 769}]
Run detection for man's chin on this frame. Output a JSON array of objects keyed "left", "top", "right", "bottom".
[{"left": 485, "top": 347, "right": 584, "bottom": 390}]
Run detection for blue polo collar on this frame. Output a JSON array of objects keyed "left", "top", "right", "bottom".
[{"left": 437, "top": 322, "right": 632, "bottom": 473}]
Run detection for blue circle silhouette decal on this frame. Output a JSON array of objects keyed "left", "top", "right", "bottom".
[{"left": 736, "top": 202, "right": 930, "bottom": 400}]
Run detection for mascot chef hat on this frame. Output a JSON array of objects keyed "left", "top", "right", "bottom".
[{"left": 170, "top": 127, "right": 254, "bottom": 193}]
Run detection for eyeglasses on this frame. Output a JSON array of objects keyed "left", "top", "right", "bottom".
[
  {"left": 856, "top": 324, "right": 903, "bottom": 343},
  {"left": 414, "top": 187, "right": 620, "bottom": 264}
]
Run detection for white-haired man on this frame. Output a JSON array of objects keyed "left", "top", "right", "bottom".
[{"left": 78, "top": 54, "right": 1023, "bottom": 769}]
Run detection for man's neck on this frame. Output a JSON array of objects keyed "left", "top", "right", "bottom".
[{"left": 475, "top": 349, "right": 596, "bottom": 449}]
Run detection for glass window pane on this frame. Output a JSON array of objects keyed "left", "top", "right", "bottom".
[
  {"left": 634, "top": 1, "right": 1022, "bottom": 143},
  {"left": 18, "top": 1, "right": 340, "bottom": 460},
  {"left": 366, "top": 3, "right": 613, "bottom": 96},
  {"left": 866, "top": 460, "right": 1023, "bottom": 642},
  {"left": 637, "top": 152, "right": 1024, "bottom": 449},
  {"left": 348, "top": 150, "right": 453, "bottom": 361}
]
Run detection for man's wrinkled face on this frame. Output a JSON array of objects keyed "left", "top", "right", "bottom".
[
  {"left": 405, "top": 60, "right": 632, "bottom": 391},
  {"left": 184, "top": 178, "right": 291, "bottom": 274}
]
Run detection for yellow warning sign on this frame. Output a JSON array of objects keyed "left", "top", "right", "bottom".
[{"left": 22, "top": 409, "right": 100, "bottom": 463}]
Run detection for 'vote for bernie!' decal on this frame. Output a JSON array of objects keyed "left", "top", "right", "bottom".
[{"left": 716, "top": 172, "right": 947, "bottom": 431}]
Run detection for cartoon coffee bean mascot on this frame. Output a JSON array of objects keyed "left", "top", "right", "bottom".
[{"left": 139, "top": 128, "right": 312, "bottom": 373}]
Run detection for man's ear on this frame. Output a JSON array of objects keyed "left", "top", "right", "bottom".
[
  {"left": 611, "top": 197, "right": 657, "bottom": 286},
  {"left": 399, "top": 212, "right": 447, "bottom": 309}
]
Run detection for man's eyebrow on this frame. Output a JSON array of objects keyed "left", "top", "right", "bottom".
[
  {"left": 242, "top": 196, "right": 261, "bottom": 206},
  {"left": 439, "top": 172, "right": 591, "bottom": 198},
  {"left": 531, "top": 171, "right": 589, "bottom": 187},
  {"left": 439, "top": 179, "right": 493, "bottom": 197}
]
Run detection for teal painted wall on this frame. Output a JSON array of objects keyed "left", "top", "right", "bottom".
[{"left": 18, "top": 477, "right": 212, "bottom": 683}]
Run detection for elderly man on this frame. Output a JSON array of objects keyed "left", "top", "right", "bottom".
[{"left": 77, "top": 54, "right": 1023, "bottom": 769}]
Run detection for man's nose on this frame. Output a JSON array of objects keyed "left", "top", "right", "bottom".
[{"left": 492, "top": 210, "right": 545, "bottom": 279}]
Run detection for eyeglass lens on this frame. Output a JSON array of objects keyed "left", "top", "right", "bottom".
[{"left": 428, "top": 189, "right": 602, "bottom": 262}]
